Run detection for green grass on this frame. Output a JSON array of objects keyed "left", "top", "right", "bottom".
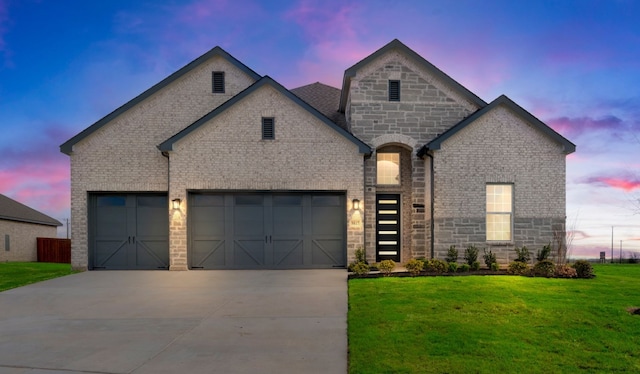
[
  {"left": 0, "top": 262, "right": 76, "bottom": 292},
  {"left": 348, "top": 264, "right": 640, "bottom": 373}
]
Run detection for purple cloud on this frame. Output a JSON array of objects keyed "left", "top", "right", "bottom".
[
  {"left": 547, "top": 115, "right": 627, "bottom": 139},
  {"left": 580, "top": 172, "right": 640, "bottom": 192}
]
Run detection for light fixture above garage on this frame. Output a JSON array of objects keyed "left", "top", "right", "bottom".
[
  {"left": 352, "top": 199, "right": 360, "bottom": 210},
  {"left": 172, "top": 198, "right": 181, "bottom": 210}
]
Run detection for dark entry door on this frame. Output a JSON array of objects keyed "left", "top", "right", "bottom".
[
  {"left": 189, "top": 192, "right": 345, "bottom": 269},
  {"left": 91, "top": 194, "right": 169, "bottom": 270},
  {"left": 376, "top": 194, "right": 401, "bottom": 262}
]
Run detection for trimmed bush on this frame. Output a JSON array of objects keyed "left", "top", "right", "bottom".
[
  {"left": 354, "top": 247, "right": 367, "bottom": 264},
  {"left": 350, "top": 262, "right": 370, "bottom": 276},
  {"left": 507, "top": 261, "right": 529, "bottom": 275},
  {"left": 378, "top": 260, "right": 396, "bottom": 275},
  {"left": 532, "top": 259, "right": 556, "bottom": 277},
  {"left": 445, "top": 245, "right": 459, "bottom": 263},
  {"left": 490, "top": 262, "right": 500, "bottom": 271},
  {"left": 425, "top": 259, "right": 448, "bottom": 274},
  {"left": 471, "top": 261, "right": 481, "bottom": 271},
  {"left": 460, "top": 263, "right": 470, "bottom": 272},
  {"left": 555, "top": 264, "right": 577, "bottom": 278},
  {"left": 572, "top": 260, "right": 595, "bottom": 278},
  {"left": 483, "top": 248, "right": 497, "bottom": 269},
  {"left": 448, "top": 262, "right": 458, "bottom": 273},
  {"left": 405, "top": 258, "right": 423, "bottom": 276},
  {"left": 464, "top": 245, "right": 479, "bottom": 266}
]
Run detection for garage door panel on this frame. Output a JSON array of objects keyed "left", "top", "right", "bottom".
[
  {"left": 192, "top": 239, "right": 226, "bottom": 268},
  {"left": 312, "top": 239, "right": 344, "bottom": 266},
  {"left": 273, "top": 239, "right": 303, "bottom": 267},
  {"left": 189, "top": 192, "right": 345, "bottom": 269},
  {"left": 90, "top": 194, "right": 169, "bottom": 270}
]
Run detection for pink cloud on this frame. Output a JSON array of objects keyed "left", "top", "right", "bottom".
[
  {"left": 547, "top": 115, "right": 626, "bottom": 139},
  {"left": 581, "top": 174, "right": 640, "bottom": 192}
]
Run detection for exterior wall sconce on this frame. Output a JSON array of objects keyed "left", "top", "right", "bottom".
[
  {"left": 352, "top": 199, "right": 360, "bottom": 210},
  {"left": 172, "top": 198, "right": 181, "bottom": 210}
]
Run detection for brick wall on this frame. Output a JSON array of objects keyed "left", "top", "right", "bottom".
[
  {"left": 68, "top": 56, "right": 257, "bottom": 270},
  {"left": 0, "top": 220, "right": 58, "bottom": 262},
  {"left": 432, "top": 105, "right": 567, "bottom": 263},
  {"left": 167, "top": 84, "right": 364, "bottom": 269}
]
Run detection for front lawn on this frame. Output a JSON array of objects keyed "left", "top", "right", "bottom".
[
  {"left": 0, "top": 262, "right": 76, "bottom": 292},
  {"left": 348, "top": 264, "right": 640, "bottom": 373}
]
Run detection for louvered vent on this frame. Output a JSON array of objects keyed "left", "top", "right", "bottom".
[
  {"left": 389, "top": 80, "right": 400, "bottom": 101},
  {"left": 262, "top": 117, "right": 275, "bottom": 140},
  {"left": 212, "top": 72, "right": 225, "bottom": 93}
]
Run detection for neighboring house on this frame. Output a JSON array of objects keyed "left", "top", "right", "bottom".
[
  {"left": 60, "top": 39, "right": 575, "bottom": 271},
  {"left": 0, "top": 194, "right": 62, "bottom": 262}
]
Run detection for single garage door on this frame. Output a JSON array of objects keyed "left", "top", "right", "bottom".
[
  {"left": 89, "top": 194, "right": 169, "bottom": 270},
  {"left": 189, "top": 192, "right": 346, "bottom": 269}
]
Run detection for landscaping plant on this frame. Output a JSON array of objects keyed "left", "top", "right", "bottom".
[
  {"left": 425, "top": 259, "right": 448, "bottom": 274},
  {"left": 445, "top": 245, "right": 458, "bottom": 263},
  {"left": 514, "top": 246, "right": 531, "bottom": 263},
  {"left": 507, "top": 261, "right": 530, "bottom": 275},
  {"left": 536, "top": 243, "right": 551, "bottom": 262},
  {"left": 532, "top": 259, "right": 556, "bottom": 277},
  {"left": 572, "top": 260, "right": 594, "bottom": 278},
  {"left": 448, "top": 262, "right": 458, "bottom": 273},
  {"left": 464, "top": 245, "right": 479, "bottom": 266},
  {"left": 483, "top": 248, "right": 497, "bottom": 269},
  {"left": 378, "top": 260, "right": 396, "bottom": 275},
  {"left": 404, "top": 258, "right": 423, "bottom": 276}
]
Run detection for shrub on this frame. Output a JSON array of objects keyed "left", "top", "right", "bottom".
[
  {"left": 464, "top": 245, "right": 479, "bottom": 266},
  {"left": 350, "top": 262, "right": 370, "bottom": 276},
  {"left": 460, "top": 263, "right": 470, "bottom": 272},
  {"left": 448, "top": 262, "right": 458, "bottom": 273},
  {"left": 378, "top": 260, "right": 396, "bottom": 275},
  {"left": 536, "top": 243, "right": 551, "bottom": 262},
  {"left": 490, "top": 262, "right": 500, "bottom": 271},
  {"left": 445, "top": 245, "right": 459, "bottom": 263},
  {"left": 572, "top": 260, "right": 594, "bottom": 278},
  {"left": 555, "top": 264, "right": 577, "bottom": 278},
  {"left": 514, "top": 246, "right": 531, "bottom": 263},
  {"left": 507, "top": 261, "right": 529, "bottom": 275},
  {"left": 354, "top": 247, "right": 367, "bottom": 264},
  {"left": 483, "top": 248, "right": 497, "bottom": 268},
  {"left": 404, "top": 258, "right": 423, "bottom": 276},
  {"left": 425, "top": 258, "right": 448, "bottom": 274},
  {"left": 471, "top": 261, "right": 481, "bottom": 271},
  {"left": 532, "top": 259, "right": 556, "bottom": 277}
]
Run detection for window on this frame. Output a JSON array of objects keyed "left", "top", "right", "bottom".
[
  {"left": 212, "top": 71, "right": 225, "bottom": 93},
  {"left": 377, "top": 153, "right": 400, "bottom": 185},
  {"left": 262, "top": 117, "right": 275, "bottom": 140},
  {"left": 389, "top": 80, "right": 400, "bottom": 101},
  {"left": 486, "top": 184, "right": 513, "bottom": 241}
]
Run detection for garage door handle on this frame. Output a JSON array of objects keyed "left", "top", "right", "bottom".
[
  {"left": 265, "top": 236, "right": 268, "bottom": 244},
  {"left": 128, "top": 236, "right": 131, "bottom": 244},
  {"left": 269, "top": 235, "right": 272, "bottom": 243}
]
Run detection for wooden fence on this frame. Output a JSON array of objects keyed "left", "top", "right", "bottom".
[{"left": 37, "top": 238, "right": 71, "bottom": 263}]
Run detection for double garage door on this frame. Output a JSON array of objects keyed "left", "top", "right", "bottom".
[
  {"left": 190, "top": 192, "right": 346, "bottom": 269},
  {"left": 90, "top": 192, "right": 346, "bottom": 270}
]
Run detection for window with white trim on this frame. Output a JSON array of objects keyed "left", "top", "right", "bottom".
[
  {"left": 377, "top": 153, "right": 400, "bottom": 185},
  {"left": 486, "top": 184, "right": 513, "bottom": 241}
]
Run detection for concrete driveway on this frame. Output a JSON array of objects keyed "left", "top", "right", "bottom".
[{"left": 0, "top": 270, "right": 348, "bottom": 374}]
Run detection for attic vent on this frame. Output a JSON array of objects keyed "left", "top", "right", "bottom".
[
  {"left": 212, "top": 72, "right": 225, "bottom": 93},
  {"left": 262, "top": 117, "right": 275, "bottom": 140},
  {"left": 389, "top": 80, "right": 400, "bottom": 101}
]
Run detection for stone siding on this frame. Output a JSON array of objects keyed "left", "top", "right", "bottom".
[
  {"left": 68, "top": 56, "right": 257, "bottom": 270},
  {"left": 168, "top": 84, "right": 364, "bottom": 269},
  {"left": 347, "top": 49, "right": 480, "bottom": 263},
  {"left": 0, "top": 220, "right": 58, "bottom": 262}
]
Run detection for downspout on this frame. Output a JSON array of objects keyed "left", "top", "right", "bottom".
[
  {"left": 161, "top": 151, "right": 171, "bottom": 270},
  {"left": 425, "top": 152, "right": 435, "bottom": 259}
]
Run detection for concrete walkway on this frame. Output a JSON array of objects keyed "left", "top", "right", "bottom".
[{"left": 0, "top": 270, "right": 348, "bottom": 374}]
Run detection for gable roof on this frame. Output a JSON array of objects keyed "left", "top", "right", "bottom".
[
  {"left": 417, "top": 95, "right": 576, "bottom": 157},
  {"left": 60, "top": 46, "right": 261, "bottom": 155},
  {"left": 290, "top": 82, "right": 348, "bottom": 131},
  {"left": 338, "top": 39, "right": 487, "bottom": 112},
  {"left": 0, "top": 194, "right": 62, "bottom": 227},
  {"left": 158, "top": 76, "right": 372, "bottom": 154}
]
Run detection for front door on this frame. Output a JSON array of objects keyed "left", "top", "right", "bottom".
[{"left": 376, "top": 194, "right": 401, "bottom": 262}]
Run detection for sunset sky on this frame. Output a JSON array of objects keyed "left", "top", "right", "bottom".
[{"left": 1, "top": 0, "right": 638, "bottom": 258}]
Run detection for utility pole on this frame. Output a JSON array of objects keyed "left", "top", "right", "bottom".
[{"left": 66, "top": 218, "right": 69, "bottom": 239}]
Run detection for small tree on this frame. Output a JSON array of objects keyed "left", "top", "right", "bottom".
[
  {"left": 536, "top": 243, "right": 551, "bottom": 262},
  {"left": 464, "top": 245, "right": 479, "bottom": 266},
  {"left": 483, "top": 248, "right": 497, "bottom": 269},
  {"left": 514, "top": 246, "right": 531, "bottom": 263},
  {"left": 445, "top": 245, "right": 459, "bottom": 263}
]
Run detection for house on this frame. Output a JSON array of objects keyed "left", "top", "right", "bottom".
[
  {"left": 0, "top": 194, "right": 62, "bottom": 262},
  {"left": 60, "top": 39, "right": 575, "bottom": 271}
]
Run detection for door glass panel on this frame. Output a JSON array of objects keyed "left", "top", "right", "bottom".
[
  {"left": 312, "top": 195, "right": 340, "bottom": 206},
  {"left": 273, "top": 195, "right": 302, "bottom": 205},
  {"left": 137, "top": 195, "right": 166, "bottom": 207},
  {"left": 235, "top": 195, "right": 263, "bottom": 205},
  {"left": 97, "top": 196, "right": 126, "bottom": 207},
  {"left": 192, "top": 194, "right": 224, "bottom": 206}
]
